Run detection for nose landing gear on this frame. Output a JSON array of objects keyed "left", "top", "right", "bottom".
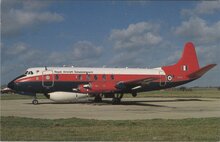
[
  {"left": 32, "top": 95, "right": 38, "bottom": 105},
  {"left": 32, "top": 99, "right": 38, "bottom": 105}
]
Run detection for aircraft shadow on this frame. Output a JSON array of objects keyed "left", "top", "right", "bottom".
[
  {"left": 93, "top": 98, "right": 203, "bottom": 108},
  {"left": 27, "top": 98, "right": 205, "bottom": 108}
]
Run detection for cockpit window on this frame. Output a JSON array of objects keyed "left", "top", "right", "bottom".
[{"left": 25, "top": 71, "right": 34, "bottom": 75}]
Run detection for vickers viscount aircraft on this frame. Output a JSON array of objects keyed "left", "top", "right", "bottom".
[{"left": 7, "top": 42, "right": 216, "bottom": 104}]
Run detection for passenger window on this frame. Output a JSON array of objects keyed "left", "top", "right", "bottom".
[
  {"left": 102, "top": 74, "right": 106, "bottom": 81},
  {"left": 94, "top": 75, "right": 98, "bottom": 80},
  {"left": 86, "top": 74, "right": 90, "bottom": 81},
  {"left": 77, "top": 75, "right": 82, "bottom": 80},
  {"left": 55, "top": 74, "right": 59, "bottom": 80},
  {"left": 111, "top": 74, "right": 114, "bottom": 80}
]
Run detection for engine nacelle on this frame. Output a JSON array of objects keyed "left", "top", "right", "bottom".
[
  {"left": 48, "top": 92, "right": 88, "bottom": 102},
  {"left": 78, "top": 82, "right": 117, "bottom": 93}
]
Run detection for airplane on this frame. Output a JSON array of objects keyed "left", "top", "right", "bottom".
[{"left": 7, "top": 42, "right": 216, "bottom": 105}]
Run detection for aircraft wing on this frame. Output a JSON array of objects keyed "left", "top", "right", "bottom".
[{"left": 115, "top": 77, "right": 159, "bottom": 90}]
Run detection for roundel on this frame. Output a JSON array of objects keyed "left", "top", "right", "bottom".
[
  {"left": 46, "top": 75, "right": 50, "bottom": 80},
  {"left": 167, "top": 75, "right": 173, "bottom": 81}
]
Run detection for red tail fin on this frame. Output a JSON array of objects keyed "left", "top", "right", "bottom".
[
  {"left": 162, "top": 42, "right": 216, "bottom": 81},
  {"left": 176, "top": 42, "right": 200, "bottom": 74},
  {"left": 163, "top": 42, "right": 201, "bottom": 79}
]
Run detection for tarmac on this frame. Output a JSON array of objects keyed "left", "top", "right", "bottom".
[{"left": 1, "top": 98, "right": 220, "bottom": 120}]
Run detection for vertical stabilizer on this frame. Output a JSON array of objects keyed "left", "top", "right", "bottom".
[
  {"left": 176, "top": 42, "right": 200, "bottom": 73},
  {"left": 162, "top": 42, "right": 201, "bottom": 78}
]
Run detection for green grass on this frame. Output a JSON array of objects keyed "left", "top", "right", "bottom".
[
  {"left": 1, "top": 88, "right": 219, "bottom": 141},
  {"left": 2, "top": 88, "right": 219, "bottom": 100},
  {"left": 125, "top": 88, "right": 220, "bottom": 98},
  {"left": 1, "top": 116, "right": 219, "bottom": 141}
]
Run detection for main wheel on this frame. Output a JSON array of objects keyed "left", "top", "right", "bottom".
[
  {"left": 112, "top": 98, "right": 121, "bottom": 105},
  {"left": 132, "top": 92, "right": 137, "bottom": 97},
  {"left": 94, "top": 95, "right": 102, "bottom": 103},
  {"left": 32, "top": 100, "right": 38, "bottom": 105}
]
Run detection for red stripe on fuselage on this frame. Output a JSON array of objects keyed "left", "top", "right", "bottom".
[{"left": 15, "top": 74, "right": 163, "bottom": 83}]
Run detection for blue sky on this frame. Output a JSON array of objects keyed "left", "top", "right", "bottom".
[{"left": 1, "top": 0, "right": 220, "bottom": 86}]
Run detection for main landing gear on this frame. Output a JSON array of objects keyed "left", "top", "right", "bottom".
[
  {"left": 32, "top": 95, "right": 39, "bottom": 105},
  {"left": 94, "top": 94, "right": 102, "bottom": 103},
  {"left": 93, "top": 93, "right": 124, "bottom": 104},
  {"left": 112, "top": 93, "right": 123, "bottom": 105}
]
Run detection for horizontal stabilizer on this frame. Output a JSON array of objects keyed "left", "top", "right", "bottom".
[{"left": 188, "top": 64, "right": 217, "bottom": 79}]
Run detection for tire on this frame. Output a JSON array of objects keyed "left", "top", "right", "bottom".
[
  {"left": 112, "top": 98, "right": 120, "bottom": 105},
  {"left": 32, "top": 100, "right": 38, "bottom": 105},
  {"left": 94, "top": 96, "right": 102, "bottom": 103}
]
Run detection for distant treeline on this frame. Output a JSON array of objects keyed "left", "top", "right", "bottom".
[
  {"left": 176, "top": 87, "right": 192, "bottom": 91},
  {"left": 168, "top": 86, "right": 220, "bottom": 91}
]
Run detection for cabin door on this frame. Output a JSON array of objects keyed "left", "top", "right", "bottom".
[
  {"left": 42, "top": 70, "right": 54, "bottom": 88},
  {"left": 159, "top": 71, "right": 166, "bottom": 86}
]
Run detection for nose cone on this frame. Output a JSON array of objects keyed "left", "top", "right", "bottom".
[
  {"left": 8, "top": 81, "right": 15, "bottom": 90},
  {"left": 7, "top": 75, "right": 26, "bottom": 91}
]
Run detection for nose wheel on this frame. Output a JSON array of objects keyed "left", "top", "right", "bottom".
[
  {"left": 32, "top": 96, "right": 38, "bottom": 105},
  {"left": 32, "top": 99, "right": 38, "bottom": 105}
]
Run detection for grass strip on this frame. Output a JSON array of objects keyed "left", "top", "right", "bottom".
[{"left": 1, "top": 116, "right": 220, "bottom": 141}]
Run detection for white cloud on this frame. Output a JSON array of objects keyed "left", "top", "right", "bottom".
[
  {"left": 177, "top": 1, "right": 220, "bottom": 86},
  {"left": 5, "top": 42, "right": 28, "bottom": 55},
  {"left": 72, "top": 41, "right": 102, "bottom": 60},
  {"left": 195, "top": 1, "right": 220, "bottom": 15},
  {"left": 2, "top": 42, "right": 42, "bottom": 65},
  {"left": 196, "top": 44, "right": 220, "bottom": 65},
  {"left": 22, "top": 0, "right": 50, "bottom": 10},
  {"left": 109, "top": 51, "right": 144, "bottom": 67},
  {"left": 2, "top": 41, "right": 102, "bottom": 66},
  {"left": 174, "top": 17, "right": 220, "bottom": 44},
  {"left": 47, "top": 52, "right": 67, "bottom": 65},
  {"left": 1, "top": 42, "right": 43, "bottom": 83},
  {"left": 1, "top": 40, "right": 103, "bottom": 84},
  {"left": 109, "top": 21, "right": 162, "bottom": 50},
  {"left": 182, "top": 1, "right": 220, "bottom": 16},
  {"left": 47, "top": 41, "right": 103, "bottom": 65},
  {"left": 2, "top": 0, "right": 63, "bottom": 36}
]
